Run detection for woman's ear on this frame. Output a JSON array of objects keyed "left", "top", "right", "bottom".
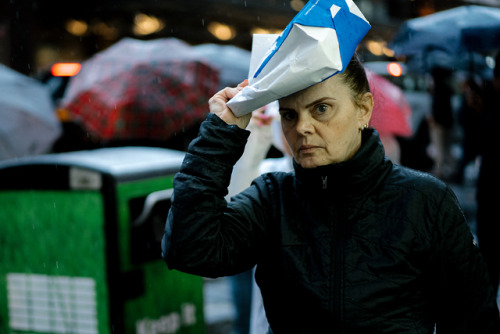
[{"left": 358, "top": 92, "right": 373, "bottom": 128}]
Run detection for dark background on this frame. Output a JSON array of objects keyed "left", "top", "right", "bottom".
[{"left": 1, "top": 0, "right": 492, "bottom": 76}]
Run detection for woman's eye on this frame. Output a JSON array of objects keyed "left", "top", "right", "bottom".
[
  {"left": 315, "top": 104, "right": 329, "bottom": 113},
  {"left": 280, "top": 110, "right": 296, "bottom": 121}
]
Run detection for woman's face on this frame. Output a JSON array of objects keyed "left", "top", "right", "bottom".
[{"left": 279, "top": 74, "right": 373, "bottom": 169}]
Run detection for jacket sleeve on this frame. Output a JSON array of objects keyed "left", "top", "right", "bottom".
[
  {"left": 433, "top": 186, "right": 500, "bottom": 333},
  {"left": 161, "top": 113, "right": 274, "bottom": 278}
]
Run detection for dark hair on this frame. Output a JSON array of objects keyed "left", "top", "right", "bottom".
[{"left": 338, "top": 53, "right": 371, "bottom": 106}]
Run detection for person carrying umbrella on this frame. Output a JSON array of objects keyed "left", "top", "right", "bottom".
[{"left": 162, "top": 1, "right": 500, "bottom": 332}]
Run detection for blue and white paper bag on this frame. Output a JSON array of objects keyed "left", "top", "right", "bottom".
[{"left": 226, "top": 0, "right": 371, "bottom": 117}]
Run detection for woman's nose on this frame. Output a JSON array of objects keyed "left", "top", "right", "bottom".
[{"left": 296, "top": 114, "right": 314, "bottom": 135}]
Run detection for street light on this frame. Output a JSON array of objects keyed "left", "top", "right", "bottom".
[{"left": 207, "top": 22, "right": 236, "bottom": 41}]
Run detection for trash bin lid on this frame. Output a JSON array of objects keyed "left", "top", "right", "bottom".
[{"left": 0, "top": 146, "right": 185, "bottom": 182}]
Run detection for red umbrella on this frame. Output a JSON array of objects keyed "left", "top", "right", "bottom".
[
  {"left": 61, "top": 38, "right": 219, "bottom": 142},
  {"left": 365, "top": 69, "right": 412, "bottom": 137}
]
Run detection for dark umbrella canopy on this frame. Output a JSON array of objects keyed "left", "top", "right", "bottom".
[
  {"left": 391, "top": 5, "right": 500, "bottom": 71},
  {"left": 61, "top": 38, "right": 219, "bottom": 142}
]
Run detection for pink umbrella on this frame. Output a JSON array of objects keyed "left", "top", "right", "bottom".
[{"left": 365, "top": 69, "right": 412, "bottom": 137}]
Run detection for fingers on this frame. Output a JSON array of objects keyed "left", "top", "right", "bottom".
[
  {"left": 237, "top": 79, "right": 249, "bottom": 88},
  {"left": 210, "top": 80, "right": 247, "bottom": 104},
  {"left": 224, "top": 79, "right": 249, "bottom": 100},
  {"left": 208, "top": 79, "right": 251, "bottom": 122}
]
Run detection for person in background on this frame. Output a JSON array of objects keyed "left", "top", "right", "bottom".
[
  {"left": 227, "top": 103, "right": 292, "bottom": 334},
  {"left": 249, "top": 110, "right": 293, "bottom": 334},
  {"left": 476, "top": 53, "right": 500, "bottom": 299},
  {"left": 454, "top": 76, "right": 484, "bottom": 184},
  {"left": 226, "top": 106, "right": 273, "bottom": 334},
  {"left": 162, "top": 54, "right": 500, "bottom": 333},
  {"left": 429, "top": 66, "right": 455, "bottom": 180}
]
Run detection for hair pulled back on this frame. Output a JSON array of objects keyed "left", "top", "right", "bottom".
[{"left": 338, "top": 53, "right": 371, "bottom": 106}]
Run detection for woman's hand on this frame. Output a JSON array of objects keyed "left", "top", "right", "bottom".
[{"left": 209, "top": 80, "right": 251, "bottom": 129}]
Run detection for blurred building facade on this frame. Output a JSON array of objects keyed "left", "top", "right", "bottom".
[{"left": 0, "top": 0, "right": 497, "bottom": 76}]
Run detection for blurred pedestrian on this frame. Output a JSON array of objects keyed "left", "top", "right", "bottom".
[
  {"left": 227, "top": 105, "right": 293, "bottom": 334},
  {"left": 454, "top": 76, "right": 484, "bottom": 183},
  {"left": 226, "top": 106, "right": 273, "bottom": 334},
  {"left": 476, "top": 53, "right": 500, "bottom": 298},
  {"left": 250, "top": 112, "right": 293, "bottom": 334},
  {"left": 429, "top": 66, "right": 455, "bottom": 180},
  {"left": 162, "top": 54, "right": 500, "bottom": 332}
]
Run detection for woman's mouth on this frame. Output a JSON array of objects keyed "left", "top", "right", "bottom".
[{"left": 299, "top": 145, "right": 319, "bottom": 154}]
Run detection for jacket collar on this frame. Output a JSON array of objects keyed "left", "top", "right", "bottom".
[{"left": 293, "top": 129, "right": 392, "bottom": 200}]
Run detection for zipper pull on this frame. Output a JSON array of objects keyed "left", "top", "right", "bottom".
[{"left": 321, "top": 176, "right": 328, "bottom": 190}]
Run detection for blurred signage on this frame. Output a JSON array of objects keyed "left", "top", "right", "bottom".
[{"left": 51, "top": 63, "right": 81, "bottom": 77}]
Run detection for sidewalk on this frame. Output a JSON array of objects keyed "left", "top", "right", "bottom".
[{"left": 204, "top": 277, "right": 236, "bottom": 334}]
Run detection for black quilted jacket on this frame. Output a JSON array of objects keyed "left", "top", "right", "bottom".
[{"left": 162, "top": 114, "right": 500, "bottom": 333}]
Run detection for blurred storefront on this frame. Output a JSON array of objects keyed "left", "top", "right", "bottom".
[{"left": 1, "top": 0, "right": 492, "bottom": 77}]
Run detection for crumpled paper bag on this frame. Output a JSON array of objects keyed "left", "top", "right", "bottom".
[{"left": 227, "top": 0, "right": 371, "bottom": 117}]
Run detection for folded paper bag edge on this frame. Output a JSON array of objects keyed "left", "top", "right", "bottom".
[
  {"left": 226, "top": 24, "right": 343, "bottom": 117},
  {"left": 225, "top": 0, "right": 372, "bottom": 117}
]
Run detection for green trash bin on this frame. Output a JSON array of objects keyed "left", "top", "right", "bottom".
[{"left": 0, "top": 147, "right": 204, "bottom": 334}]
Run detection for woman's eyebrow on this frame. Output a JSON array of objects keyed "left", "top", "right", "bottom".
[
  {"left": 279, "top": 107, "right": 295, "bottom": 113},
  {"left": 305, "top": 97, "right": 336, "bottom": 109}
]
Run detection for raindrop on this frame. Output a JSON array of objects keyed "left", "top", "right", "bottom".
[
  {"left": 201, "top": 18, "right": 205, "bottom": 27},
  {"left": 244, "top": 1, "right": 247, "bottom": 7}
]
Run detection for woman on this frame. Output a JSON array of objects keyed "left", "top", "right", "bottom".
[{"left": 162, "top": 55, "right": 500, "bottom": 333}]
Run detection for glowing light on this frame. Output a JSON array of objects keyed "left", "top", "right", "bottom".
[
  {"left": 383, "top": 47, "right": 395, "bottom": 58},
  {"left": 133, "top": 13, "right": 165, "bottom": 36},
  {"left": 387, "top": 62, "right": 403, "bottom": 77},
  {"left": 51, "top": 63, "right": 81, "bottom": 77},
  {"left": 290, "top": 0, "right": 305, "bottom": 11},
  {"left": 366, "top": 40, "right": 383, "bottom": 56},
  {"left": 366, "top": 40, "right": 395, "bottom": 58},
  {"left": 65, "top": 19, "right": 88, "bottom": 36},
  {"left": 251, "top": 27, "right": 283, "bottom": 35},
  {"left": 207, "top": 22, "right": 236, "bottom": 41},
  {"left": 92, "top": 22, "right": 119, "bottom": 40}
]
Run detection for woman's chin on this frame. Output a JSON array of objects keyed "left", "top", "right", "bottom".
[{"left": 296, "top": 158, "right": 320, "bottom": 169}]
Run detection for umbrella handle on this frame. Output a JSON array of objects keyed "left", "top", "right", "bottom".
[{"left": 133, "top": 189, "right": 173, "bottom": 227}]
